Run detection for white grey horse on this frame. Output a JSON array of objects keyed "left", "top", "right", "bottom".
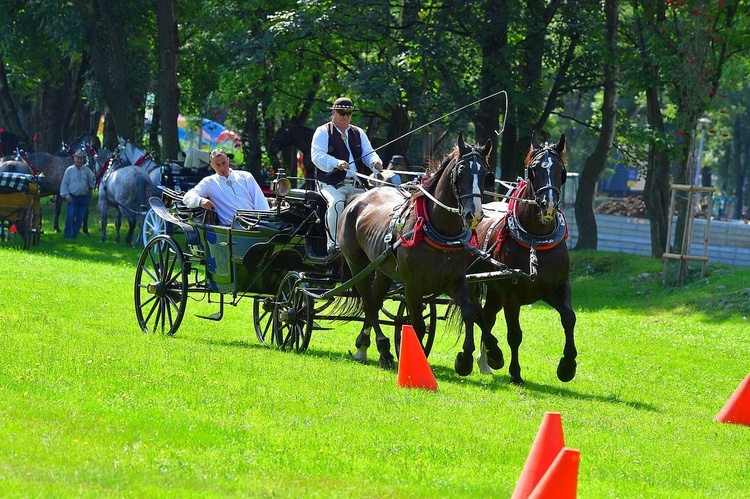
[{"left": 97, "top": 159, "right": 153, "bottom": 246}]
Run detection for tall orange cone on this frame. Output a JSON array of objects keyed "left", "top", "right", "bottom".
[
  {"left": 528, "top": 448, "right": 580, "bottom": 499},
  {"left": 397, "top": 325, "right": 437, "bottom": 391},
  {"left": 511, "top": 412, "right": 565, "bottom": 499},
  {"left": 715, "top": 373, "right": 750, "bottom": 426}
]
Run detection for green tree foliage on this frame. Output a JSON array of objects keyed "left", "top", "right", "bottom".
[{"left": 2, "top": 0, "right": 750, "bottom": 240}]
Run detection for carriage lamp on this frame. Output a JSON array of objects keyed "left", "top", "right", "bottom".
[{"left": 273, "top": 167, "right": 292, "bottom": 198}]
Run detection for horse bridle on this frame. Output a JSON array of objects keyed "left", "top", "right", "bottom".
[
  {"left": 451, "top": 149, "right": 488, "bottom": 203},
  {"left": 526, "top": 146, "right": 566, "bottom": 210}
]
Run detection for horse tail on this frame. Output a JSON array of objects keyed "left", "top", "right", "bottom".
[{"left": 331, "top": 259, "right": 364, "bottom": 319}]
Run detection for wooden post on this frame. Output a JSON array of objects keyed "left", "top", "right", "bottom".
[{"left": 662, "top": 184, "right": 715, "bottom": 286}]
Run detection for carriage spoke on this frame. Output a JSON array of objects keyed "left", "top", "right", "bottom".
[
  {"left": 135, "top": 235, "right": 187, "bottom": 336},
  {"left": 273, "top": 272, "right": 314, "bottom": 352}
]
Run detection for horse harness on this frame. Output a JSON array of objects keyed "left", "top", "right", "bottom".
[{"left": 483, "top": 180, "right": 568, "bottom": 256}]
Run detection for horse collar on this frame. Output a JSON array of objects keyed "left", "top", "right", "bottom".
[
  {"left": 399, "top": 196, "right": 474, "bottom": 251},
  {"left": 506, "top": 210, "right": 567, "bottom": 251}
]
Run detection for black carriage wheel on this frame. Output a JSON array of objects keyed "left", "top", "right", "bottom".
[
  {"left": 252, "top": 297, "right": 275, "bottom": 344},
  {"left": 134, "top": 235, "right": 188, "bottom": 336},
  {"left": 394, "top": 301, "right": 437, "bottom": 359},
  {"left": 272, "top": 271, "right": 314, "bottom": 352},
  {"left": 23, "top": 205, "right": 33, "bottom": 250}
]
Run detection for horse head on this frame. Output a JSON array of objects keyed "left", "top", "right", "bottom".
[
  {"left": 451, "top": 132, "right": 492, "bottom": 230},
  {"left": 269, "top": 124, "right": 295, "bottom": 155},
  {"left": 526, "top": 132, "right": 567, "bottom": 223}
]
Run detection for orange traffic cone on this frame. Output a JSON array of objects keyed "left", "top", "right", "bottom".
[
  {"left": 715, "top": 373, "right": 750, "bottom": 426},
  {"left": 397, "top": 325, "right": 437, "bottom": 391},
  {"left": 511, "top": 412, "right": 565, "bottom": 499},
  {"left": 528, "top": 447, "right": 580, "bottom": 499}
]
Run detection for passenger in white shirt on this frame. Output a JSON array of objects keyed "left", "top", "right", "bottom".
[{"left": 183, "top": 148, "right": 270, "bottom": 225}]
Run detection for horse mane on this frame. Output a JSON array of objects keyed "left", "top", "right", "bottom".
[{"left": 412, "top": 147, "right": 459, "bottom": 200}]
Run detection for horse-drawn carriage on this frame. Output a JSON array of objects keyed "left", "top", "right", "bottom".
[
  {"left": 134, "top": 133, "right": 577, "bottom": 382},
  {"left": 135, "top": 178, "right": 455, "bottom": 353},
  {"left": 0, "top": 171, "right": 42, "bottom": 249}
]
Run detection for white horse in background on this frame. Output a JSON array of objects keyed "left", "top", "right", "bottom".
[{"left": 117, "top": 137, "right": 162, "bottom": 190}]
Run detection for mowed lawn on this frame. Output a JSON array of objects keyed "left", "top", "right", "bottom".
[{"left": 1, "top": 200, "right": 749, "bottom": 497}]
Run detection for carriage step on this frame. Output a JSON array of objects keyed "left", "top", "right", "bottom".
[{"left": 196, "top": 311, "right": 223, "bottom": 321}]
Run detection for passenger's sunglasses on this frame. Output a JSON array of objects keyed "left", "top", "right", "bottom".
[{"left": 336, "top": 110, "right": 352, "bottom": 117}]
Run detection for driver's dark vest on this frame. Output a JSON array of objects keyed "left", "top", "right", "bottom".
[{"left": 315, "top": 123, "right": 370, "bottom": 185}]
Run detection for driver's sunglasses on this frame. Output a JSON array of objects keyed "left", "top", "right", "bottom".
[{"left": 336, "top": 110, "right": 353, "bottom": 117}]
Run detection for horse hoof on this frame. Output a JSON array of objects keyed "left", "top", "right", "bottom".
[
  {"left": 454, "top": 352, "right": 473, "bottom": 377},
  {"left": 350, "top": 346, "right": 368, "bottom": 363},
  {"left": 487, "top": 350, "right": 504, "bottom": 370},
  {"left": 509, "top": 376, "right": 525, "bottom": 386},
  {"left": 379, "top": 355, "right": 395, "bottom": 370},
  {"left": 557, "top": 357, "right": 577, "bottom": 382}
]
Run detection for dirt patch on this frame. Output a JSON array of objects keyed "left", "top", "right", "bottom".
[{"left": 594, "top": 196, "right": 648, "bottom": 218}]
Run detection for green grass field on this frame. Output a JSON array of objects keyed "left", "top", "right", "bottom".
[{"left": 1, "top": 200, "right": 749, "bottom": 497}]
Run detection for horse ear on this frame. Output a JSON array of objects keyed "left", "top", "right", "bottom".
[
  {"left": 457, "top": 132, "right": 466, "bottom": 150},
  {"left": 482, "top": 139, "right": 493, "bottom": 158},
  {"left": 556, "top": 133, "right": 567, "bottom": 154},
  {"left": 531, "top": 130, "right": 540, "bottom": 150}
]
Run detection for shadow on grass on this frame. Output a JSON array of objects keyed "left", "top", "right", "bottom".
[{"left": 191, "top": 335, "right": 657, "bottom": 412}]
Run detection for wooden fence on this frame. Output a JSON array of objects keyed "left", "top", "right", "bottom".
[{"left": 565, "top": 214, "right": 750, "bottom": 267}]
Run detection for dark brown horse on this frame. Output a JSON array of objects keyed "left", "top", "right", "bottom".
[
  {"left": 471, "top": 133, "right": 576, "bottom": 385},
  {"left": 338, "top": 133, "right": 492, "bottom": 374},
  {"left": 269, "top": 123, "right": 316, "bottom": 189}
]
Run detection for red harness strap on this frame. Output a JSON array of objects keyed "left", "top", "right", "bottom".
[
  {"left": 400, "top": 196, "right": 477, "bottom": 250},
  {"left": 399, "top": 198, "right": 425, "bottom": 248},
  {"left": 134, "top": 154, "right": 148, "bottom": 166}
]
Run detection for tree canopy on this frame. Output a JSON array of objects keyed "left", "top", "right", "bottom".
[{"left": 2, "top": 0, "right": 750, "bottom": 252}]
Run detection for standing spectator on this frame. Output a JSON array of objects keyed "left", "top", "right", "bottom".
[
  {"left": 311, "top": 97, "right": 382, "bottom": 255},
  {"left": 60, "top": 149, "right": 95, "bottom": 239}
]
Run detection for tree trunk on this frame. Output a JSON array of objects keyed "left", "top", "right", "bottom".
[
  {"left": 242, "top": 98, "right": 263, "bottom": 178},
  {"left": 384, "top": 103, "right": 411, "bottom": 164},
  {"left": 156, "top": 0, "right": 180, "bottom": 162},
  {"left": 0, "top": 55, "right": 30, "bottom": 144},
  {"left": 574, "top": 0, "right": 619, "bottom": 250},
  {"left": 149, "top": 105, "right": 162, "bottom": 163},
  {"left": 643, "top": 86, "right": 671, "bottom": 257},
  {"left": 73, "top": 0, "right": 146, "bottom": 142},
  {"left": 732, "top": 116, "right": 746, "bottom": 220},
  {"left": 475, "top": 0, "right": 510, "bottom": 176}
]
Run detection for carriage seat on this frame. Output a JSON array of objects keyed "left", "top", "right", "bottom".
[{"left": 0, "top": 172, "right": 36, "bottom": 194}]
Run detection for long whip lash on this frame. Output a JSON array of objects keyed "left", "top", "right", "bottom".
[{"left": 354, "top": 90, "right": 508, "bottom": 170}]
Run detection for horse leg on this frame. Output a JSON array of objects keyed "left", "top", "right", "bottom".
[
  {"left": 351, "top": 270, "right": 394, "bottom": 369},
  {"left": 54, "top": 195, "right": 62, "bottom": 233},
  {"left": 451, "top": 280, "right": 477, "bottom": 377},
  {"left": 99, "top": 206, "right": 108, "bottom": 243},
  {"left": 369, "top": 272, "right": 396, "bottom": 369},
  {"left": 504, "top": 304, "right": 524, "bottom": 385},
  {"left": 547, "top": 281, "right": 577, "bottom": 382},
  {"left": 125, "top": 217, "right": 135, "bottom": 246},
  {"left": 475, "top": 284, "right": 505, "bottom": 375},
  {"left": 115, "top": 211, "right": 122, "bottom": 243},
  {"left": 82, "top": 203, "right": 90, "bottom": 235}
]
